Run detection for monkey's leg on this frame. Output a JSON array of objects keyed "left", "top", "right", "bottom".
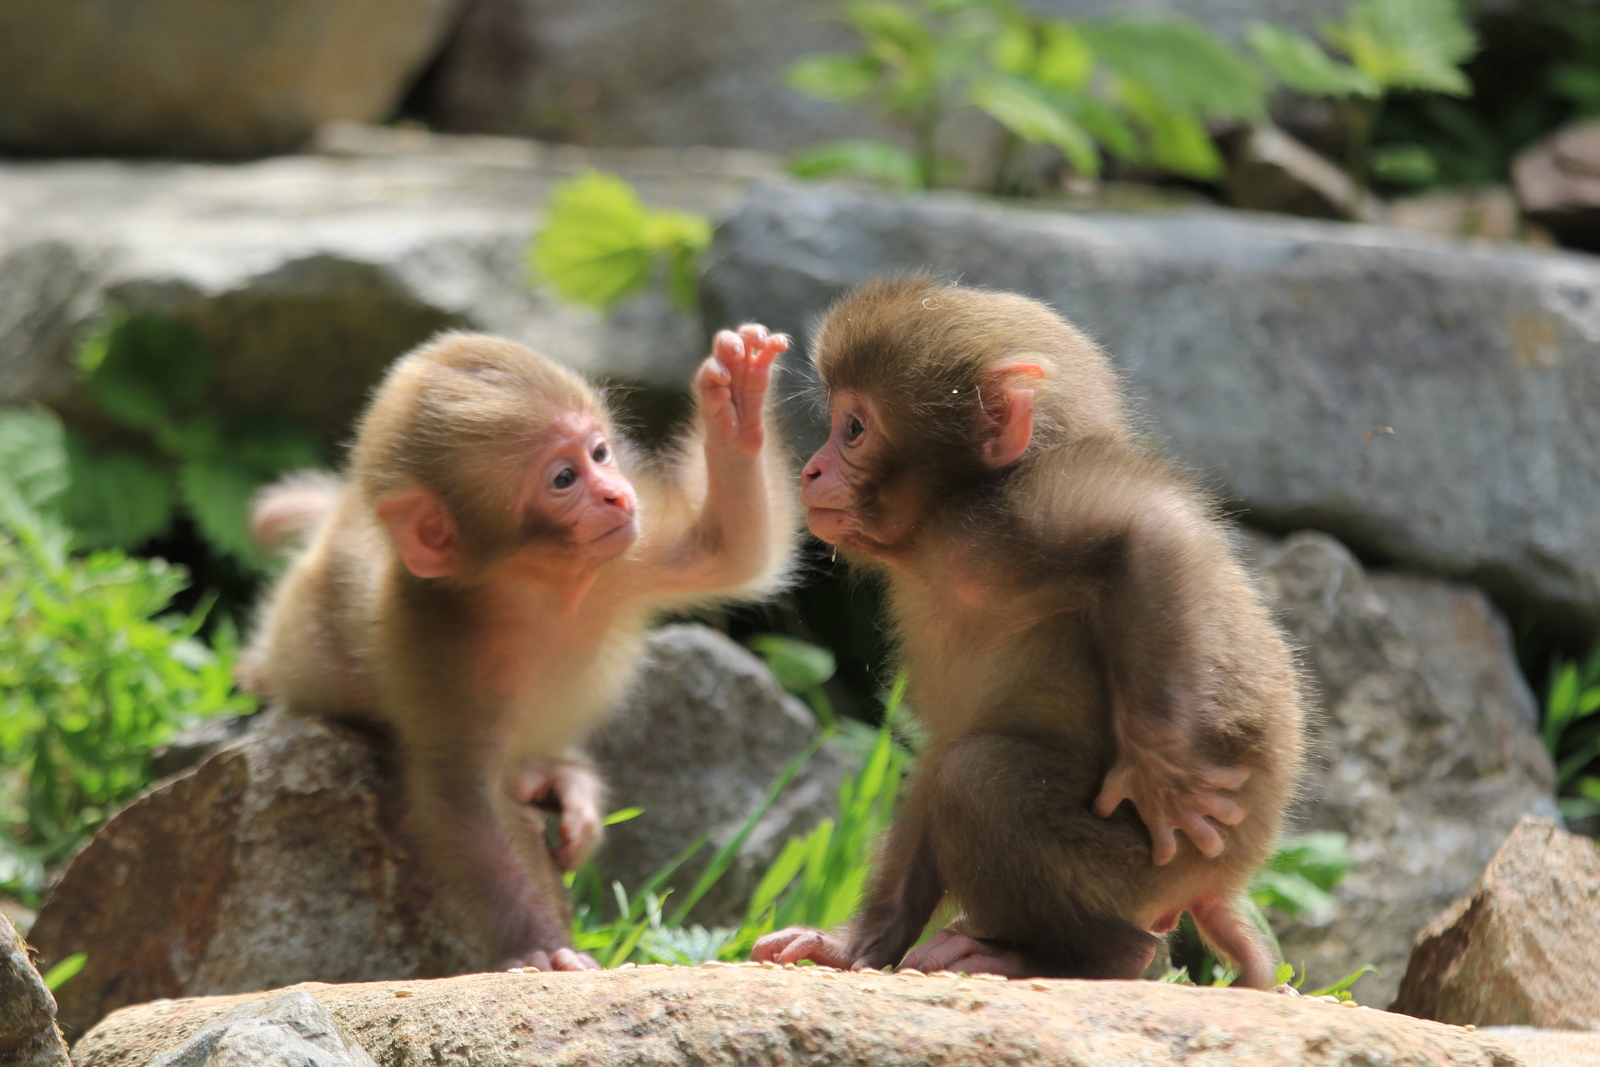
[
  {"left": 407, "top": 745, "right": 596, "bottom": 971},
  {"left": 924, "top": 730, "right": 1160, "bottom": 980},
  {"left": 1190, "top": 898, "right": 1276, "bottom": 989}
]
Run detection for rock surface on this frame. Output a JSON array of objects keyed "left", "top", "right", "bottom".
[
  {"left": 0, "top": 914, "right": 68, "bottom": 1067},
  {"left": 1391, "top": 815, "right": 1600, "bottom": 1029},
  {"left": 0, "top": 1, "right": 460, "bottom": 158},
  {"left": 0, "top": 129, "right": 779, "bottom": 446},
  {"left": 28, "top": 626, "right": 835, "bottom": 1035},
  {"left": 1249, "top": 532, "right": 1558, "bottom": 1006},
  {"left": 1224, "top": 125, "right": 1381, "bottom": 222},
  {"left": 1482, "top": 1027, "right": 1600, "bottom": 1067},
  {"left": 590, "top": 626, "right": 847, "bottom": 928},
  {"left": 1514, "top": 117, "right": 1600, "bottom": 252},
  {"left": 72, "top": 968, "right": 1516, "bottom": 1067},
  {"left": 145, "top": 991, "right": 376, "bottom": 1067},
  {"left": 703, "top": 179, "right": 1600, "bottom": 637}
]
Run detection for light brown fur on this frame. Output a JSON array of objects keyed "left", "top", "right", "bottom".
[
  {"left": 755, "top": 279, "right": 1305, "bottom": 984},
  {"left": 246, "top": 329, "right": 798, "bottom": 970}
]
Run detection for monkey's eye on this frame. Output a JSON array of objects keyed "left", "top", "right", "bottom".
[
  {"left": 551, "top": 468, "right": 577, "bottom": 490},
  {"left": 845, "top": 415, "right": 865, "bottom": 443},
  {"left": 593, "top": 443, "right": 610, "bottom": 463}
]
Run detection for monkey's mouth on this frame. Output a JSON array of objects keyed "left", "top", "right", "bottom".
[
  {"left": 804, "top": 507, "right": 855, "bottom": 545},
  {"left": 585, "top": 516, "right": 638, "bottom": 553}
]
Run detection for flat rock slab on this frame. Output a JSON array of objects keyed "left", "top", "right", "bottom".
[
  {"left": 1484, "top": 1027, "right": 1600, "bottom": 1067},
  {"left": 73, "top": 968, "right": 1518, "bottom": 1067}
]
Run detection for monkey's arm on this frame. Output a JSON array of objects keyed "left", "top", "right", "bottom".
[
  {"left": 1078, "top": 484, "right": 1250, "bottom": 866},
  {"left": 514, "top": 753, "right": 604, "bottom": 871},
  {"left": 638, "top": 325, "right": 797, "bottom": 601}
]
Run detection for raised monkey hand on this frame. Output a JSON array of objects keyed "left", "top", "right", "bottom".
[
  {"left": 1092, "top": 746, "right": 1249, "bottom": 866},
  {"left": 698, "top": 323, "right": 788, "bottom": 457},
  {"left": 514, "top": 758, "right": 604, "bottom": 871}
]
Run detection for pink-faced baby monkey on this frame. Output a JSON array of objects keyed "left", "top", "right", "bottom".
[
  {"left": 753, "top": 279, "right": 1305, "bottom": 985},
  {"left": 247, "top": 327, "right": 797, "bottom": 972}
]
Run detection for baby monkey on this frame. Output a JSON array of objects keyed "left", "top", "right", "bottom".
[
  {"left": 247, "top": 327, "right": 796, "bottom": 972},
  {"left": 753, "top": 279, "right": 1305, "bottom": 985}
]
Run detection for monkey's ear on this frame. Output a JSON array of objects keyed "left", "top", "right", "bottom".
[
  {"left": 375, "top": 487, "right": 459, "bottom": 578},
  {"left": 979, "top": 363, "right": 1046, "bottom": 469}
]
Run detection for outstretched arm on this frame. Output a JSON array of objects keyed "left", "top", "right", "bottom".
[{"left": 637, "top": 324, "right": 798, "bottom": 601}]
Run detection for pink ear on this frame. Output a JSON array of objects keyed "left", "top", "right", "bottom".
[
  {"left": 979, "top": 363, "right": 1045, "bottom": 469},
  {"left": 375, "top": 487, "right": 458, "bottom": 578}
]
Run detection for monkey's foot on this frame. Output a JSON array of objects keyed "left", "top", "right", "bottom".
[
  {"left": 899, "top": 930, "right": 1032, "bottom": 978},
  {"left": 500, "top": 947, "right": 602, "bottom": 972},
  {"left": 750, "top": 927, "right": 857, "bottom": 969}
]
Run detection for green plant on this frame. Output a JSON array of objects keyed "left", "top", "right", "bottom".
[
  {"left": 63, "top": 311, "right": 325, "bottom": 567},
  {"left": 748, "top": 633, "right": 840, "bottom": 731},
  {"left": 0, "top": 408, "right": 255, "bottom": 904},
  {"left": 787, "top": 0, "right": 1265, "bottom": 192},
  {"left": 1246, "top": 0, "right": 1477, "bottom": 190},
  {"left": 1541, "top": 644, "right": 1600, "bottom": 821},
  {"left": 529, "top": 171, "right": 712, "bottom": 311}
]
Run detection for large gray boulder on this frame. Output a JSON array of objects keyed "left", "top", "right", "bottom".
[
  {"left": 0, "top": 914, "right": 68, "bottom": 1067},
  {"left": 1251, "top": 532, "right": 1558, "bottom": 1006},
  {"left": 0, "top": 1, "right": 461, "bottom": 158},
  {"left": 0, "top": 133, "right": 778, "bottom": 444},
  {"left": 146, "top": 991, "right": 377, "bottom": 1067},
  {"left": 702, "top": 180, "right": 1600, "bottom": 637}
]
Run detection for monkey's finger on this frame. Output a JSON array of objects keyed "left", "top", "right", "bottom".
[
  {"left": 1204, "top": 764, "right": 1251, "bottom": 791},
  {"left": 751, "top": 927, "right": 812, "bottom": 963},
  {"left": 1091, "top": 775, "right": 1130, "bottom": 819},
  {"left": 713, "top": 329, "right": 747, "bottom": 363},
  {"left": 1150, "top": 822, "right": 1179, "bottom": 866},
  {"left": 1180, "top": 813, "right": 1226, "bottom": 859},
  {"left": 549, "top": 948, "right": 602, "bottom": 971},
  {"left": 1198, "top": 793, "right": 1245, "bottom": 826},
  {"left": 737, "top": 323, "right": 770, "bottom": 358}
]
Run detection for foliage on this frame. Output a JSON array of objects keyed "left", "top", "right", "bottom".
[
  {"left": 529, "top": 171, "right": 713, "bottom": 311},
  {"left": 42, "top": 952, "right": 87, "bottom": 991},
  {"left": 1250, "top": 830, "right": 1352, "bottom": 923},
  {"left": 1541, "top": 644, "right": 1600, "bottom": 822},
  {"left": 63, "top": 311, "right": 325, "bottom": 568},
  {"left": 786, "top": 0, "right": 1265, "bottom": 191},
  {"left": 748, "top": 633, "right": 840, "bottom": 730},
  {"left": 1246, "top": 0, "right": 1477, "bottom": 190},
  {"left": 0, "top": 410, "right": 255, "bottom": 904}
]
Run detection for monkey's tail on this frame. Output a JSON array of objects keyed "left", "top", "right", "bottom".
[{"left": 251, "top": 470, "right": 344, "bottom": 554}]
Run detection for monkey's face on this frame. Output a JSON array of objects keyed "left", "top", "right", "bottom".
[
  {"left": 518, "top": 412, "right": 639, "bottom": 561},
  {"left": 800, "top": 391, "right": 917, "bottom": 559}
]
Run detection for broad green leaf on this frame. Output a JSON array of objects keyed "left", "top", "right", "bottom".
[
  {"left": 1080, "top": 17, "right": 1266, "bottom": 121},
  {"left": 788, "top": 53, "right": 881, "bottom": 102},
  {"left": 1034, "top": 21, "right": 1094, "bottom": 92},
  {"left": 0, "top": 407, "right": 69, "bottom": 515},
  {"left": 847, "top": 2, "right": 937, "bottom": 68},
  {"left": 1055, "top": 89, "right": 1142, "bottom": 162},
  {"left": 530, "top": 171, "right": 653, "bottom": 309},
  {"left": 1115, "top": 78, "right": 1225, "bottom": 179},
  {"left": 789, "top": 139, "right": 923, "bottom": 189},
  {"left": 87, "top": 313, "right": 210, "bottom": 432},
  {"left": 179, "top": 455, "right": 262, "bottom": 565},
  {"left": 1323, "top": 0, "right": 1476, "bottom": 95},
  {"left": 1370, "top": 143, "right": 1439, "bottom": 185},
  {"left": 1251, "top": 868, "right": 1337, "bottom": 918},
  {"left": 1547, "top": 663, "right": 1581, "bottom": 750},
  {"left": 971, "top": 76, "right": 1100, "bottom": 176},
  {"left": 225, "top": 419, "right": 325, "bottom": 476},
  {"left": 62, "top": 437, "right": 176, "bottom": 549},
  {"left": 990, "top": 20, "right": 1037, "bottom": 77},
  {"left": 1247, "top": 22, "right": 1378, "bottom": 97},
  {"left": 747, "top": 633, "right": 838, "bottom": 695}
]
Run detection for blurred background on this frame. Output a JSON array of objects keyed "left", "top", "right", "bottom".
[{"left": 4, "top": 0, "right": 1600, "bottom": 1012}]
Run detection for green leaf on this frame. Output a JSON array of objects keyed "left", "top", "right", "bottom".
[
  {"left": 1323, "top": 0, "right": 1476, "bottom": 96},
  {"left": 970, "top": 76, "right": 1100, "bottom": 176},
  {"left": 1246, "top": 22, "right": 1378, "bottom": 97},
  {"left": 1080, "top": 17, "right": 1266, "bottom": 122},
  {"left": 1308, "top": 964, "right": 1377, "bottom": 999},
  {"left": 0, "top": 407, "right": 69, "bottom": 515},
  {"left": 42, "top": 952, "right": 86, "bottom": 991},
  {"left": 1114, "top": 78, "right": 1225, "bottom": 179},
  {"left": 62, "top": 436, "right": 176, "bottom": 550},
  {"left": 1370, "top": 143, "right": 1438, "bottom": 185},
  {"left": 1034, "top": 21, "right": 1094, "bottom": 92},
  {"left": 86, "top": 313, "right": 210, "bottom": 432},
  {"left": 603, "top": 807, "right": 644, "bottom": 826},
  {"left": 225, "top": 419, "right": 325, "bottom": 477},
  {"left": 179, "top": 455, "right": 263, "bottom": 565},
  {"left": 530, "top": 172, "right": 653, "bottom": 309},
  {"left": 787, "top": 54, "right": 881, "bottom": 102},
  {"left": 789, "top": 139, "right": 924, "bottom": 189},
  {"left": 847, "top": 2, "right": 937, "bottom": 68},
  {"left": 747, "top": 634, "right": 838, "bottom": 695}
]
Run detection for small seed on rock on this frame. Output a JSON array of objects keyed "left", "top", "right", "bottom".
[
  {"left": 815, "top": 965, "right": 839, "bottom": 973},
  {"left": 783, "top": 963, "right": 799, "bottom": 971},
  {"left": 760, "top": 961, "right": 779, "bottom": 969},
  {"left": 1029, "top": 981, "right": 1050, "bottom": 991},
  {"left": 1464, "top": 1025, "right": 1476, "bottom": 1031},
  {"left": 859, "top": 985, "right": 876, "bottom": 994},
  {"left": 1317, "top": 995, "right": 1340, "bottom": 1004},
  {"left": 617, "top": 962, "right": 637, "bottom": 970},
  {"left": 1341, "top": 999, "right": 1360, "bottom": 1007},
  {"left": 898, "top": 968, "right": 925, "bottom": 978},
  {"left": 394, "top": 990, "right": 413, "bottom": 998},
  {"left": 857, "top": 967, "right": 882, "bottom": 975},
  {"left": 932, "top": 970, "right": 959, "bottom": 979}
]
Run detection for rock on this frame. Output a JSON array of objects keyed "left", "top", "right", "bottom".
[
  {"left": 0, "top": 1, "right": 462, "bottom": 158},
  {"left": 1389, "top": 186, "right": 1529, "bottom": 244},
  {"left": 413, "top": 0, "right": 1342, "bottom": 149},
  {"left": 72, "top": 969, "right": 1517, "bottom": 1067},
  {"left": 702, "top": 178, "right": 1600, "bottom": 638},
  {"left": 150, "top": 713, "right": 262, "bottom": 781},
  {"left": 1249, "top": 532, "right": 1558, "bottom": 1007},
  {"left": 147, "top": 991, "right": 376, "bottom": 1067},
  {"left": 27, "top": 713, "right": 507, "bottom": 1040},
  {"left": 1514, "top": 117, "right": 1600, "bottom": 252},
  {"left": 1482, "top": 1026, "right": 1600, "bottom": 1067},
  {"left": 0, "top": 914, "right": 68, "bottom": 1067},
  {"left": 28, "top": 626, "right": 832, "bottom": 1035},
  {"left": 1224, "top": 125, "right": 1383, "bottom": 222},
  {"left": 0, "top": 131, "right": 779, "bottom": 445},
  {"left": 1391, "top": 815, "right": 1600, "bottom": 1029},
  {"left": 590, "top": 625, "right": 848, "bottom": 928}
]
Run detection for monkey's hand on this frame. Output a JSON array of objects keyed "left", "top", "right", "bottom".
[
  {"left": 500, "top": 947, "right": 602, "bottom": 972},
  {"left": 1093, "top": 752, "right": 1249, "bottom": 866},
  {"left": 515, "top": 759, "right": 604, "bottom": 871},
  {"left": 901, "top": 930, "right": 1031, "bottom": 978},
  {"left": 699, "top": 323, "right": 788, "bottom": 457},
  {"left": 751, "top": 927, "right": 861, "bottom": 969}
]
